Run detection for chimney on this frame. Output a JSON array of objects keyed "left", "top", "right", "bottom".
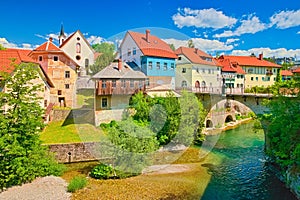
[
  {"left": 194, "top": 48, "right": 198, "bottom": 54},
  {"left": 146, "top": 30, "right": 150, "bottom": 43},
  {"left": 258, "top": 53, "right": 263, "bottom": 60},
  {"left": 49, "top": 37, "right": 53, "bottom": 42},
  {"left": 118, "top": 59, "right": 122, "bottom": 71}
]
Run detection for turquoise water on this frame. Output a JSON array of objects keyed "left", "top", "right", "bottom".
[{"left": 200, "top": 122, "right": 298, "bottom": 200}]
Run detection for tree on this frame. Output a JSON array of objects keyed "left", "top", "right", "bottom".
[
  {"left": 0, "top": 44, "right": 6, "bottom": 50},
  {"left": 188, "top": 39, "right": 195, "bottom": 48},
  {"left": 169, "top": 43, "right": 175, "bottom": 51},
  {"left": 90, "top": 43, "right": 116, "bottom": 75},
  {"left": 130, "top": 91, "right": 152, "bottom": 123},
  {"left": 0, "top": 62, "right": 63, "bottom": 189}
]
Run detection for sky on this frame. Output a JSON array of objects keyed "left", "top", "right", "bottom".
[{"left": 1, "top": 0, "right": 300, "bottom": 58}]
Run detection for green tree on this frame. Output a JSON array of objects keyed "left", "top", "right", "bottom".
[
  {"left": 169, "top": 43, "right": 175, "bottom": 51},
  {"left": 130, "top": 91, "right": 152, "bottom": 123},
  {"left": 0, "top": 62, "right": 63, "bottom": 189},
  {"left": 188, "top": 39, "right": 195, "bottom": 48},
  {"left": 90, "top": 42, "right": 116, "bottom": 75},
  {"left": 0, "top": 44, "right": 6, "bottom": 50}
]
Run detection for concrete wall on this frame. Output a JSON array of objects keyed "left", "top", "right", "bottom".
[{"left": 95, "top": 109, "right": 124, "bottom": 126}]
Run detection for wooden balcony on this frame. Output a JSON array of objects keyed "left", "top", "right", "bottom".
[{"left": 97, "top": 80, "right": 146, "bottom": 95}]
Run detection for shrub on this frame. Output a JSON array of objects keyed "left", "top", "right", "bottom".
[
  {"left": 90, "top": 163, "right": 113, "bottom": 179},
  {"left": 67, "top": 176, "right": 87, "bottom": 193}
]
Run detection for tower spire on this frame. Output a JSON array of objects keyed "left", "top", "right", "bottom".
[{"left": 59, "top": 23, "right": 66, "bottom": 46}]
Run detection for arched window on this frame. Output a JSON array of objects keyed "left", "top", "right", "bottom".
[
  {"left": 195, "top": 80, "right": 200, "bottom": 88},
  {"left": 76, "top": 43, "right": 81, "bottom": 53},
  {"left": 201, "top": 81, "right": 206, "bottom": 88},
  {"left": 181, "top": 80, "right": 187, "bottom": 88}
]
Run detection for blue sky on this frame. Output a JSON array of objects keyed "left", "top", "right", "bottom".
[{"left": 1, "top": 0, "right": 300, "bottom": 58}]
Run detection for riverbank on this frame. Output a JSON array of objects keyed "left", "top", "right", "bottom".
[{"left": 203, "top": 117, "right": 253, "bottom": 135}]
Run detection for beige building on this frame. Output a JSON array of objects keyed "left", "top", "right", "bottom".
[
  {"left": 29, "top": 38, "right": 79, "bottom": 108},
  {"left": 218, "top": 54, "right": 281, "bottom": 89},
  {"left": 175, "top": 47, "right": 222, "bottom": 93},
  {"left": 59, "top": 28, "right": 95, "bottom": 77},
  {"left": 0, "top": 48, "right": 54, "bottom": 122}
]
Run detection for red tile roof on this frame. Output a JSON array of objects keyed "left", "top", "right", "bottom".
[
  {"left": 128, "top": 30, "right": 177, "bottom": 59},
  {"left": 35, "top": 40, "right": 61, "bottom": 51},
  {"left": 219, "top": 55, "right": 281, "bottom": 68},
  {"left": 281, "top": 70, "right": 293, "bottom": 76},
  {"left": 175, "top": 47, "right": 221, "bottom": 66},
  {"left": 292, "top": 67, "right": 300, "bottom": 73},
  {"left": 218, "top": 58, "right": 246, "bottom": 74},
  {"left": 0, "top": 48, "right": 37, "bottom": 74}
]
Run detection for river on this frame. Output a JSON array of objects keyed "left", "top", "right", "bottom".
[{"left": 200, "top": 121, "right": 298, "bottom": 200}]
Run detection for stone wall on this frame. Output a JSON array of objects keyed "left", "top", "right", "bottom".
[
  {"left": 46, "top": 142, "right": 104, "bottom": 163},
  {"left": 51, "top": 109, "right": 71, "bottom": 121}
]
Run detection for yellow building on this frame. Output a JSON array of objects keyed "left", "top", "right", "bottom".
[{"left": 218, "top": 54, "right": 281, "bottom": 89}]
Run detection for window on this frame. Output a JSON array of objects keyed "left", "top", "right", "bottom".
[
  {"left": 251, "top": 77, "right": 254, "bottom": 81},
  {"left": 262, "top": 77, "right": 265, "bottom": 81},
  {"left": 237, "top": 75, "right": 240, "bottom": 78},
  {"left": 127, "top": 48, "right": 131, "bottom": 56},
  {"left": 44, "top": 100, "right": 47, "bottom": 108},
  {"left": 65, "top": 84, "right": 70, "bottom": 89},
  {"left": 274, "top": 77, "right": 276, "bottom": 81},
  {"left": 76, "top": 55, "right": 81, "bottom": 60},
  {"left": 38, "top": 56, "right": 43, "bottom": 61},
  {"left": 102, "top": 98, "right": 108, "bottom": 108},
  {"left": 102, "top": 80, "right": 106, "bottom": 88},
  {"left": 85, "top": 59, "right": 89, "bottom": 67},
  {"left": 208, "top": 69, "right": 211, "bottom": 74},
  {"left": 58, "top": 90, "right": 62, "bottom": 95},
  {"left": 112, "top": 80, "right": 116, "bottom": 88},
  {"left": 163, "top": 63, "right": 167, "bottom": 70},
  {"left": 237, "top": 84, "right": 240, "bottom": 88},
  {"left": 178, "top": 56, "right": 182, "bottom": 60},
  {"left": 139, "top": 80, "right": 143, "bottom": 88},
  {"left": 202, "top": 69, "right": 205, "bottom": 73},
  {"left": 182, "top": 68, "right": 186, "bottom": 73},
  {"left": 267, "top": 77, "right": 270, "bottom": 81},
  {"left": 54, "top": 56, "right": 58, "bottom": 61},
  {"left": 171, "top": 63, "right": 175, "bottom": 70},
  {"left": 76, "top": 43, "right": 81, "bottom": 53},
  {"left": 77, "top": 37, "right": 80, "bottom": 41},
  {"left": 256, "top": 77, "right": 258, "bottom": 81},
  {"left": 181, "top": 80, "right": 187, "bottom": 87},
  {"left": 65, "top": 71, "right": 70, "bottom": 78},
  {"left": 148, "top": 61, "right": 153, "bottom": 70},
  {"left": 130, "top": 80, "right": 134, "bottom": 88},
  {"left": 156, "top": 62, "right": 160, "bottom": 70},
  {"left": 121, "top": 80, "right": 126, "bottom": 87},
  {"left": 248, "top": 68, "right": 253, "bottom": 74},
  {"left": 133, "top": 47, "right": 136, "bottom": 55}
]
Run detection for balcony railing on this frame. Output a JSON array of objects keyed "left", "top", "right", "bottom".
[{"left": 97, "top": 80, "right": 146, "bottom": 95}]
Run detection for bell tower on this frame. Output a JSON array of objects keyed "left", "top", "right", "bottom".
[{"left": 58, "top": 23, "right": 66, "bottom": 46}]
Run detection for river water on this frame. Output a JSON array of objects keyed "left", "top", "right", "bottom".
[{"left": 200, "top": 122, "right": 298, "bottom": 200}]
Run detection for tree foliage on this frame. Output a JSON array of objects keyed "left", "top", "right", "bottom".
[
  {"left": 188, "top": 39, "right": 195, "bottom": 48},
  {"left": 0, "top": 44, "right": 6, "bottom": 50},
  {"left": 0, "top": 62, "right": 63, "bottom": 190},
  {"left": 90, "top": 42, "right": 116, "bottom": 75}
]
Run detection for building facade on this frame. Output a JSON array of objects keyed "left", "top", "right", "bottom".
[
  {"left": 119, "top": 30, "right": 177, "bottom": 90},
  {"left": 175, "top": 47, "right": 222, "bottom": 93},
  {"left": 29, "top": 38, "right": 79, "bottom": 108}
]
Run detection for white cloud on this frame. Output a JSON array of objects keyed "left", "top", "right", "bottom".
[
  {"left": 226, "top": 38, "right": 240, "bottom": 45},
  {"left": 232, "top": 47, "right": 300, "bottom": 58},
  {"left": 298, "top": 31, "right": 300, "bottom": 34},
  {"left": 172, "top": 8, "right": 237, "bottom": 29},
  {"left": 0, "top": 38, "right": 18, "bottom": 48},
  {"left": 270, "top": 10, "right": 300, "bottom": 29},
  {"left": 86, "top": 35, "right": 105, "bottom": 45},
  {"left": 21, "top": 43, "right": 32, "bottom": 49},
  {"left": 35, "top": 33, "right": 67, "bottom": 42},
  {"left": 214, "top": 15, "right": 266, "bottom": 38},
  {"left": 163, "top": 38, "right": 233, "bottom": 52}
]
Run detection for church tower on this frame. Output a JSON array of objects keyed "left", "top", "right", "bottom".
[{"left": 58, "top": 24, "right": 66, "bottom": 46}]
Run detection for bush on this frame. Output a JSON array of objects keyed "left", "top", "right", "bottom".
[
  {"left": 90, "top": 163, "right": 113, "bottom": 179},
  {"left": 67, "top": 176, "right": 87, "bottom": 193}
]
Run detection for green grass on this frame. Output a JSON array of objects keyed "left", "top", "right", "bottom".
[
  {"left": 40, "top": 119, "right": 104, "bottom": 144},
  {"left": 67, "top": 176, "right": 88, "bottom": 193}
]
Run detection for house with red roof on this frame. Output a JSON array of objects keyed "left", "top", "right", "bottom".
[
  {"left": 28, "top": 38, "right": 79, "bottom": 108},
  {"left": 175, "top": 47, "right": 222, "bottom": 93},
  {"left": 218, "top": 54, "right": 281, "bottom": 90},
  {"left": 281, "top": 70, "right": 293, "bottom": 81},
  {"left": 119, "top": 30, "right": 177, "bottom": 90},
  {"left": 0, "top": 48, "right": 54, "bottom": 122}
]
